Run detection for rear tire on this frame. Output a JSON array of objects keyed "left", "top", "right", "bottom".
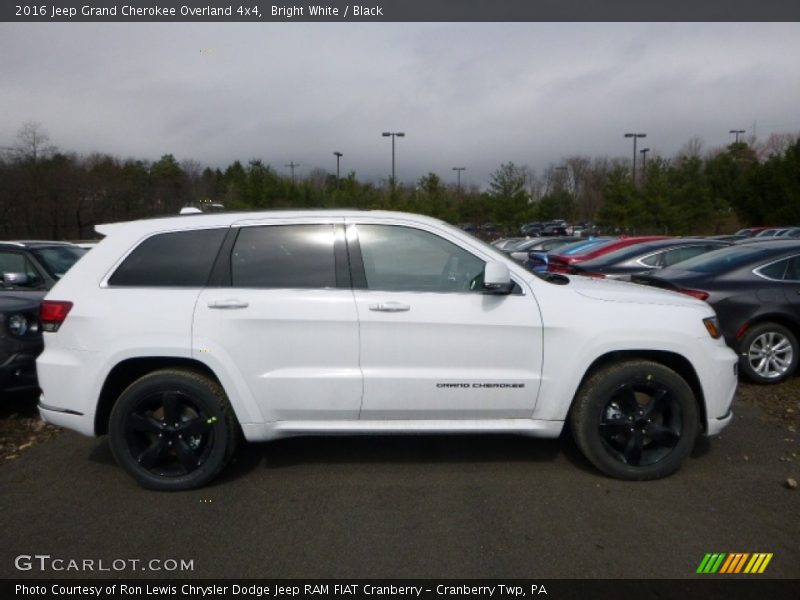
[
  {"left": 738, "top": 322, "right": 798, "bottom": 384},
  {"left": 109, "top": 369, "right": 239, "bottom": 491},
  {"left": 570, "top": 360, "right": 699, "bottom": 480}
]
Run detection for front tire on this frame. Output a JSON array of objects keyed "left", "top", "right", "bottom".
[
  {"left": 109, "top": 369, "right": 239, "bottom": 491},
  {"left": 570, "top": 360, "right": 699, "bottom": 480},
  {"left": 738, "top": 322, "right": 798, "bottom": 384}
]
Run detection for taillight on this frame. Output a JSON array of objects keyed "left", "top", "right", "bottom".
[
  {"left": 40, "top": 300, "right": 73, "bottom": 332},
  {"left": 677, "top": 288, "right": 709, "bottom": 301}
]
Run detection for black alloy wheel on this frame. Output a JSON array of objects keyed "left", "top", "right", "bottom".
[
  {"left": 570, "top": 360, "right": 699, "bottom": 480},
  {"left": 109, "top": 369, "right": 239, "bottom": 490}
]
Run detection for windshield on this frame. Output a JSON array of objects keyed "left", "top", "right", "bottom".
[
  {"left": 30, "top": 246, "right": 87, "bottom": 279},
  {"left": 668, "top": 244, "right": 773, "bottom": 274}
]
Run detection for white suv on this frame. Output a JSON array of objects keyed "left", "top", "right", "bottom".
[{"left": 37, "top": 211, "right": 737, "bottom": 490}]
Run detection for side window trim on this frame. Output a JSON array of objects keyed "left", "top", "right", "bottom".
[
  {"left": 206, "top": 226, "right": 241, "bottom": 287},
  {"left": 345, "top": 224, "right": 368, "bottom": 290}
]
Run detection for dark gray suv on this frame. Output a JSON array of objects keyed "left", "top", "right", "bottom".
[
  {"left": 0, "top": 294, "right": 42, "bottom": 393},
  {"left": 0, "top": 241, "right": 87, "bottom": 393}
]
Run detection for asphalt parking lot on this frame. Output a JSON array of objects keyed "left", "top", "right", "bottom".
[{"left": 0, "top": 392, "right": 797, "bottom": 580}]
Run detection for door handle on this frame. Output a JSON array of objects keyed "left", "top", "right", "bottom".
[
  {"left": 208, "top": 299, "right": 249, "bottom": 309},
  {"left": 369, "top": 302, "right": 410, "bottom": 312}
]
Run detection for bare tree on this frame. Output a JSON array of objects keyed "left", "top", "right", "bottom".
[
  {"left": 756, "top": 131, "right": 800, "bottom": 160},
  {"left": 675, "top": 136, "right": 705, "bottom": 164},
  {"left": 14, "top": 121, "right": 57, "bottom": 164}
]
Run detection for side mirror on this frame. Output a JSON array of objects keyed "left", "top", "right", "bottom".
[
  {"left": 2, "top": 272, "right": 30, "bottom": 287},
  {"left": 483, "top": 261, "right": 514, "bottom": 295}
]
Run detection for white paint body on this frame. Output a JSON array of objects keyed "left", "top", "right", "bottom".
[{"left": 37, "top": 211, "right": 737, "bottom": 442}]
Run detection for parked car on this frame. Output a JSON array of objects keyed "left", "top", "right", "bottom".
[
  {"left": 0, "top": 294, "right": 42, "bottom": 393},
  {"left": 734, "top": 226, "right": 775, "bottom": 237},
  {"left": 546, "top": 236, "right": 668, "bottom": 273},
  {"left": 777, "top": 227, "right": 800, "bottom": 238},
  {"left": 491, "top": 237, "right": 525, "bottom": 250},
  {"left": 633, "top": 239, "right": 800, "bottom": 384},
  {"left": 507, "top": 236, "right": 583, "bottom": 263},
  {"left": 38, "top": 211, "right": 736, "bottom": 489},
  {"left": 0, "top": 241, "right": 88, "bottom": 298},
  {"left": 520, "top": 222, "right": 543, "bottom": 236},
  {"left": 568, "top": 238, "right": 731, "bottom": 280},
  {"left": 526, "top": 237, "right": 614, "bottom": 273},
  {"left": 754, "top": 228, "right": 790, "bottom": 238},
  {"left": 1, "top": 241, "right": 87, "bottom": 392}
]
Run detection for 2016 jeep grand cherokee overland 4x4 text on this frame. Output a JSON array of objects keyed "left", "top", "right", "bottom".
[{"left": 37, "top": 211, "right": 737, "bottom": 490}]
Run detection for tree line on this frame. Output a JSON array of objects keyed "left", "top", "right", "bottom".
[{"left": 1, "top": 122, "right": 799, "bottom": 241}]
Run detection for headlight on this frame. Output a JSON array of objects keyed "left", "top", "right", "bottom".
[
  {"left": 703, "top": 316, "right": 722, "bottom": 339},
  {"left": 8, "top": 314, "right": 29, "bottom": 336}
]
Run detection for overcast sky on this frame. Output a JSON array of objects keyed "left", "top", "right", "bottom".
[{"left": 1, "top": 22, "right": 799, "bottom": 188}]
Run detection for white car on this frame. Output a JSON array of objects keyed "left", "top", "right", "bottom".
[{"left": 37, "top": 211, "right": 737, "bottom": 490}]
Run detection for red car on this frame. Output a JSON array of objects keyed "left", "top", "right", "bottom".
[{"left": 547, "top": 236, "right": 669, "bottom": 273}]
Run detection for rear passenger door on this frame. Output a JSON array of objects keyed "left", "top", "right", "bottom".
[{"left": 193, "top": 219, "right": 362, "bottom": 423}]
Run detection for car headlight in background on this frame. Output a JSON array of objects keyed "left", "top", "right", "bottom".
[{"left": 8, "top": 314, "right": 38, "bottom": 336}]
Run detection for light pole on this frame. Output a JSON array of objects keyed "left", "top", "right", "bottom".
[
  {"left": 729, "top": 129, "right": 745, "bottom": 144},
  {"left": 382, "top": 131, "right": 405, "bottom": 184},
  {"left": 639, "top": 148, "right": 650, "bottom": 177},
  {"left": 333, "top": 151, "right": 343, "bottom": 187},
  {"left": 284, "top": 161, "right": 300, "bottom": 183},
  {"left": 452, "top": 167, "right": 466, "bottom": 191},
  {"left": 624, "top": 133, "right": 647, "bottom": 183}
]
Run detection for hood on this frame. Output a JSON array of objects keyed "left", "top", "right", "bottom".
[{"left": 568, "top": 275, "right": 708, "bottom": 309}]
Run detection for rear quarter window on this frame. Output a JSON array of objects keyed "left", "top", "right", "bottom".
[{"left": 108, "top": 228, "right": 227, "bottom": 287}]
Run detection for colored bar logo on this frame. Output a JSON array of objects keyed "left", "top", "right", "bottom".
[{"left": 696, "top": 553, "right": 773, "bottom": 574}]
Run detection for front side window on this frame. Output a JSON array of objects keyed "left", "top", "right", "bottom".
[
  {"left": 231, "top": 224, "right": 337, "bottom": 289},
  {"left": 356, "top": 224, "right": 485, "bottom": 292},
  {"left": 109, "top": 228, "right": 227, "bottom": 287}
]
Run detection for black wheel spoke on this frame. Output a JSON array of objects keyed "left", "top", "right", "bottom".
[
  {"left": 138, "top": 438, "right": 168, "bottom": 468},
  {"left": 616, "top": 385, "right": 639, "bottom": 412},
  {"left": 644, "top": 387, "right": 669, "bottom": 418},
  {"left": 175, "top": 439, "right": 201, "bottom": 472},
  {"left": 162, "top": 392, "right": 181, "bottom": 423},
  {"left": 623, "top": 431, "right": 643, "bottom": 465},
  {"left": 178, "top": 417, "right": 211, "bottom": 437},
  {"left": 128, "top": 412, "right": 162, "bottom": 434},
  {"left": 599, "top": 418, "right": 631, "bottom": 438},
  {"left": 646, "top": 423, "right": 680, "bottom": 447}
]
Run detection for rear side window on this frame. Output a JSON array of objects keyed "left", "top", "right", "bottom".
[
  {"left": 231, "top": 224, "right": 337, "bottom": 289},
  {"left": 108, "top": 228, "right": 227, "bottom": 287}
]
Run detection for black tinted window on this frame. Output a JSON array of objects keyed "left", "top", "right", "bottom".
[
  {"left": 231, "top": 224, "right": 336, "bottom": 288},
  {"left": 758, "top": 258, "right": 789, "bottom": 280},
  {"left": 109, "top": 228, "right": 226, "bottom": 287}
]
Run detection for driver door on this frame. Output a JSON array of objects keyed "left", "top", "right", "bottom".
[{"left": 348, "top": 221, "right": 543, "bottom": 420}]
